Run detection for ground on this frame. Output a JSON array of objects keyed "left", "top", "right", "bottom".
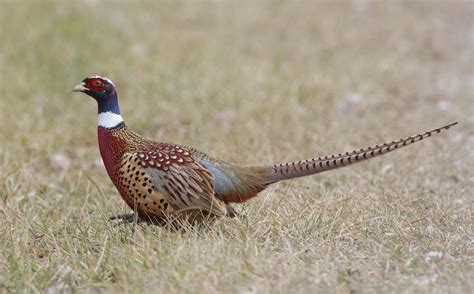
[{"left": 0, "top": 1, "right": 473, "bottom": 293}]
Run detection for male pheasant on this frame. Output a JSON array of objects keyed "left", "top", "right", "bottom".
[{"left": 73, "top": 75, "right": 457, "bottom": 224}]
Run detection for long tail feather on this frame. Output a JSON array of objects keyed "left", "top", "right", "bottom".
[{"left": 263, "top": 122, "right": 458, "bottom": 183}]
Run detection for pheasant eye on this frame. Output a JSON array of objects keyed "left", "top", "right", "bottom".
[{"left": 93, "top": 80, "right": 102, "bottom": 87}]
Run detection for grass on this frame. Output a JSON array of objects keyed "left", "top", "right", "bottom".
[{"left": 0, "top": 0, "right": 473, "bottom": 293}]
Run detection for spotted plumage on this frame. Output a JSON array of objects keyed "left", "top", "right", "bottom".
[
  {"left": 73, "top": 75, "right": 458, "bottom": 225},
  {"left": 135, "top": 144, "right": 193, "bottom": 170}
]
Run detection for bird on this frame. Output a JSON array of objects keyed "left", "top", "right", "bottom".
[{"left": 73, "top": 75, "right": 457, "bottom": 225}]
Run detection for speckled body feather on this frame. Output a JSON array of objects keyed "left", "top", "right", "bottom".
[{"left": 98, "top": 123, "right": 267, "bottom": 221}]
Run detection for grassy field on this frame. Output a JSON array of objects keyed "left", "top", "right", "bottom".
[{"left": 1, "top": 1, "right": 473, "bottom": 293}]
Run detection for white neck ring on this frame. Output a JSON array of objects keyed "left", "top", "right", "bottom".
[{"left": 98, "top": 111, "right": 124, "bottom": 128}]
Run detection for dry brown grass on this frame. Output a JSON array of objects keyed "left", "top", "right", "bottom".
[{"left": 0, "top": 0, "right": 473, "bottom": 293}]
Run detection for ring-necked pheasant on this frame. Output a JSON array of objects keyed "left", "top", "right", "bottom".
[{"left": 73, "top": 75, "right": 457, "bottom": 225}]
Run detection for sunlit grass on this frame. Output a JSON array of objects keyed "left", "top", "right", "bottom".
[{"left": 0, "top": 1, "right": 472, "bottom": 293}]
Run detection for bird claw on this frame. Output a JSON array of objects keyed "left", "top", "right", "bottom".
[
  {"left": 225, "top": 204, "right": 239, "bottom": 218},
  {"left": 109, "top": 213, "right": 141, "bottom": 226},
  {"left": 109, "top": 213, "right": 167, "bottom": 226},
  {"left": 110, "top": 213, "right": 136, "bottom": 222}
]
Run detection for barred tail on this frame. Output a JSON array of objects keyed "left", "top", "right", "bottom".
[{"left": 263, "top": 122, "right": 458, "bottom": 183}]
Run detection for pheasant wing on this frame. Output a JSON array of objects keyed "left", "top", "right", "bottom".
[{"left": 124, "top": 144, "right": 227, "bottom": 218}]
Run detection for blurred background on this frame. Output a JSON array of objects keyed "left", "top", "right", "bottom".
[{"left": 0, "top": 0, "right": 472, "bottom": 292}]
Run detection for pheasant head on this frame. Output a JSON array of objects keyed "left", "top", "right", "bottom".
[{"left": 73, "top": 75, "right": 123, "bottom": 128}]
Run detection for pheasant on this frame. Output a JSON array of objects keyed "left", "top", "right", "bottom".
[{"left": 73, "top": 75, "right": 457, "bottom": 225}]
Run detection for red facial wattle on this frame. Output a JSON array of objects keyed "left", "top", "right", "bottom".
[{"left": 86, "top": 78, "right": 105, "bottom": 91}]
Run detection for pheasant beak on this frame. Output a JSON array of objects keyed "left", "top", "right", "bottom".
[{"left": 73, "top": 82, "right": 88, "bottom": 92}]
